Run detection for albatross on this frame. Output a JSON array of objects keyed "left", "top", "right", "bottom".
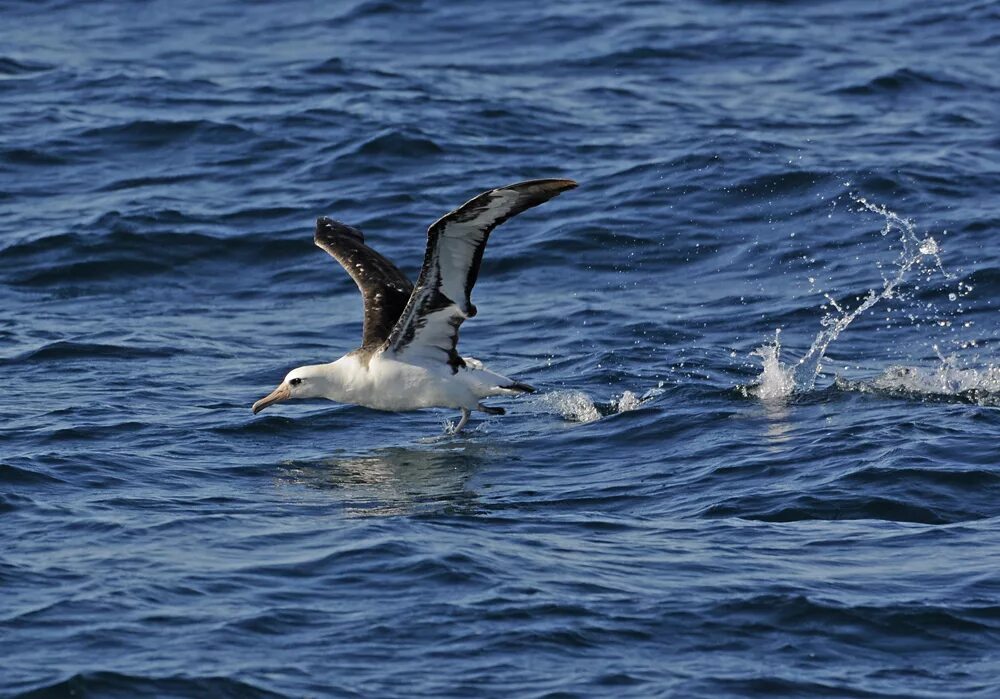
[{"left": 252, "top": 178, "right": 577, "bottom": 432}]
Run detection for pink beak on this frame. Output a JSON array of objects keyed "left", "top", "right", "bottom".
[{"left": 252, "top": 383, "right": 291, "bottom": 414}]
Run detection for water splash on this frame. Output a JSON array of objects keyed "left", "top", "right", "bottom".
[
  {"left": 538, "top": 390, "right": 602, "bottom": 422},
  {"left": 749, "top": 195, "right": 953, "bottom": 399},
  {"left": 837, "top": 347, "right": 1000, "bottom": 406},
  {"left": 441, "top": 416, "right": 488, "bottom": 435},
  {"left": 537, "top": 385, "right": 665, "bottom": 423},
  {"left": 749, "top": 330, "right": 796, "bottom": 400},
  {"left": 613, "top": 390, "right": 644, "bottom": 412},
  {"left": 791, "top": 197, "right": 946, "bottom": 390}
]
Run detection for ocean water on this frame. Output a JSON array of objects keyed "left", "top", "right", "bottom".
[{"left": 2, "top": 0, "right": 999, "bottom": 696}]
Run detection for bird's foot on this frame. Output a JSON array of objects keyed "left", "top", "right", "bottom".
[{"left": 447, "top": 407, "right": 471, "bottom": 434}]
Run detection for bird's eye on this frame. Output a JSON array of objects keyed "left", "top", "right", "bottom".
[{"left": 289, "top": 378, "right": 302, "bottom": 386}]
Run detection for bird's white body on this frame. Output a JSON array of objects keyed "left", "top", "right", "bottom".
[{"left": 300, "top": 353, "right": 520, "bottom": 412}]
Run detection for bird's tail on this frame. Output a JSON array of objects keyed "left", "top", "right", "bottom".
[{"left": 503, "top": 380, "right": 535, "bottom": 394}]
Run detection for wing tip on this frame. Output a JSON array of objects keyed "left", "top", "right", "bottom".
[
  {"left": 509, "top": 178, "right": 578, "bottom": 193},
  {"left": 499, "top": 178, "right": 578, "bottom": 205},
  {"left": 314, "top": 216, "right": 364, "bottom": 247},
  {"left": 314, "top": 216, "right": 333, "bottom": 247},
  {"left": 548, "top": 177, "right": 579, "bottom": 189}
]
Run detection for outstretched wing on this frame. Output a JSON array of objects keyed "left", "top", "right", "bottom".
[
  {"left": 383, "top": 178, "right": 577, "bottom": 370},
  {"left": 314, "top": 217, "right": 414, "bottom": 351}
]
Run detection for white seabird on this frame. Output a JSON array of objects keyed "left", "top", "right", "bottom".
[{"left": 252, "top": 178, "right": 577, "bottom": 432}]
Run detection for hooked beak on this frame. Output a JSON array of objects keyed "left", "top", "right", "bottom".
[{"left": 252, "top": 383, "right": 291, "bottom": 414}]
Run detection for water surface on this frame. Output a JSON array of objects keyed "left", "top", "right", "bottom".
[{"left": 2, "top": 0, "right": 999, "bottom": 696}]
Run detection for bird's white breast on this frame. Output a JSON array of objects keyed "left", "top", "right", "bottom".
[{"left": 332, "top": 353, "right": 478, "bottom": 412}]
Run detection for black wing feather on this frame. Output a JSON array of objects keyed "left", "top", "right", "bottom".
[
  {"left": 384, "top": 179, "right": 577, "bottom": 368},
  {"left": 314, "top": 217, "right": 414, "bottom": 352}
]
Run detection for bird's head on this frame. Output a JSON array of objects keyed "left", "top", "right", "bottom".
[{"left": 252, "top": 364, "right": 329, "bottom": 414}]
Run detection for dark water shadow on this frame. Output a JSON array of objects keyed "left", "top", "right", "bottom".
[{"left": 275, "top": 441, "right": 502, "bottom": 517}]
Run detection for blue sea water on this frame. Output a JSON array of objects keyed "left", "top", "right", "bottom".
[{"left": 2, "top": 0, "right": 1000, "bottom": 696}]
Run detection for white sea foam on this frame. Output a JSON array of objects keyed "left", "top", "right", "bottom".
[
  {"left": 538, "top": 390, "right": 603, "bottom": 422},
  {"left": 615, "top": 390, "right": 643, "bottom": 412},
  {"left": 538, "top": 384, "right": 666, "bottom": 423},
  {"left": 837, "top": 350, "right": 1000, "bottom": 406}
]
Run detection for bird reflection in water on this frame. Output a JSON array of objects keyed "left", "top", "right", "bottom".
[{"left": 277, "top": 442, "right": 497, "bottom": 517}]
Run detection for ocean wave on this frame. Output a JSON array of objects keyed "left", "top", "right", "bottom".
[
  {"left": 0, "top": 147, "right": 67, "bottom": 166},
  {"left": 708, "top": 593, "right": 1000, "bottom": 639},
  {"left": 703, "top": 493, "right": 961, "bottom": 524},
  {"left": 45, "top": 422, "right": 150, "bottom": 443},
  {"left": 841, "top": 465, "right": 1000, "bottom": 489},
  {"left": 0, "top": 56, "right": 52, "bottom": 76},
  {"left": 0, "top": 463, "right": 66, "bottom": 485},
  {"left": 97, "top": 173, "right": 203, "bottom": 192},
  {"left": 703, "top": 453, "right": 999, "bottom": 525},
  {"left": 731, "top": 170, "right": 836, "bottom": 198},
  {"left": 349, "top": 129, "right": 444, "bottom": 158},
  {"left": 77, "top": 119, "right": 254, "bottom": 150},
  {"left": 572, "top": 39, "right": 803, "bottom": 69},
  {"left": 236, "top": 539, "right": 419, "bottom": 578},
  {"left": 333, "top": 0, "right": 425, "bottom": 23},
  {"left": 9, "top": 258, "right": 174, "bottom": 286},
  {"left": 956, "top": 265, "right": 1000, "bottom": 296},
  {"left": 304, "top": 57, "right": 348, "bottom": 75},
  {"left": 833, "top": 67, "right": 971, "bottom": 96},
  {"left": 12, "top": 671, "right": 287, "bottom": 699},
  {"left": 0, "top": 225, "right": 309, "bottom": 286},
  {"left": 0, "top": 341, "right": 176, "bottom": 365},
  {"left": 0, "top": 493, "right": 36, "bottom": 515}
]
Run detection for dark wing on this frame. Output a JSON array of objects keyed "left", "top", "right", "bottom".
[
  {"left": 383, "top": 178, "right": 577, "bottom": 369},
  {"left": 314, "top": 217, "right": 414, "bottom": 350}
]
